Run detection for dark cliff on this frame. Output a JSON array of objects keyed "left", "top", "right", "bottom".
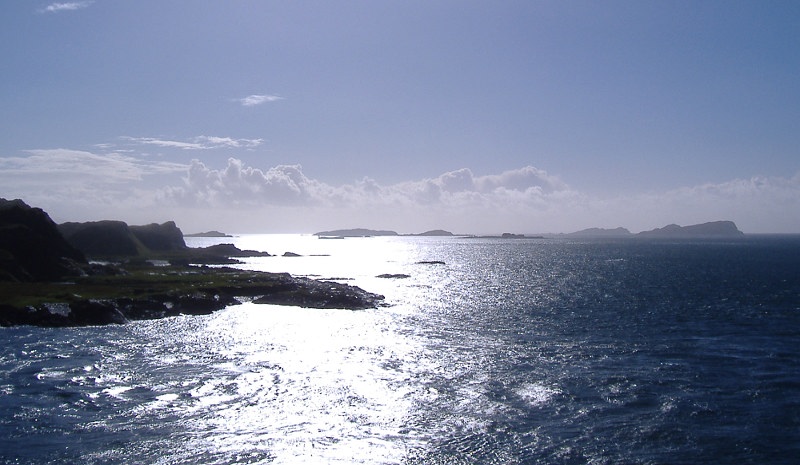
[
  {"left": 0, "top": 199, "right": 86, "bottom": 281},
  {"left": 59, "top": 220, "right": 187, "bottom": 257},
  {"left": 59, "top": 220, "right": 143, "bottom": 256}
]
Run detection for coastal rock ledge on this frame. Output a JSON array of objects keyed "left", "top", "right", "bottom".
[
  {"left": 0, "top": 198, "right": 385, "bottom": 327},
  {"left": 0, "top": 267, "right": 385, "bottom": 328}
]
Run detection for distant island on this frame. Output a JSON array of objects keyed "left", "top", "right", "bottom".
[
  {"left": 465, "top": 233, "right": 544, "bottom": 239},
  {"left": 636, "top": 221, "right": 744, "bottom": 238},
  {"left": 411, "top": 230, "right": 454, "bottom": 237},
  {"left": 567, "top": 227, "right": 632, "bottom": 238},
  {"left": 313, "top": 228, "right": 456, "bottom": 237},
  {"left": 566, "top": 221, "right": 743, "bottom": 238},
  {"left": 184, "top": 230, "right": 232, "bottom": 238},
  {"left": 314, "top": 228, "right": 399, "bottom": 238}
]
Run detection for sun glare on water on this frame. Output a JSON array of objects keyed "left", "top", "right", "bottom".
[{"left": 164, "top": 235, "right": 435, "bottom": 463}]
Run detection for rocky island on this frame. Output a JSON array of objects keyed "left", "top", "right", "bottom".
[
  {"left": 565, "top": 221, "right": 744, "bottom": 238},
  {"left": 0, "top": 199, "right": 384, "bottom": 327}
]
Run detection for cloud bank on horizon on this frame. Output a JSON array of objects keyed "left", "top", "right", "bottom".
[{"left": 0, "top": 148, "right": 797, "bottom": 234}]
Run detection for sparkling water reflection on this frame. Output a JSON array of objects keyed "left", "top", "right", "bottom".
[{"left": 2, "top": 235, "right": 799, "bottom": 464}]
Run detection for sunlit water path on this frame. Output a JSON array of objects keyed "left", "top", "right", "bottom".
[{"left": 1, "top": 235, "right": 799, "bottom": 464}]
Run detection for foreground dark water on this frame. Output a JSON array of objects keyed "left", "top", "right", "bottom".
[{"left": 1, "top": 235, "right": 799, "bottom": 464}]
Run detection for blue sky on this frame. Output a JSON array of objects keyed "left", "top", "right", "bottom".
[{"left": 1, "top": 1, "right": 798, "bottom": 233}]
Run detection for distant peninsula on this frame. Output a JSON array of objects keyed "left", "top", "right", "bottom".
[
  {"left": 411, "top": 229, "right": 454, "bottom": 237},
  {"left": 566, "top": 221, "right": 744, "bottom": 238},
  {"left": 314, "top": 228, "right": 399, "bottom": 237},
  {"left": 567, "top": 227, "right": 632, "bottom": 238},
  {"left": 636, "top": 220, "right": 744, "bottom": 238},
  {"left": 184, "top": 230, "right": 232, "bottom": 238},
  {"left": 314, "top": 228, "right": 457, "bottom": 237}
]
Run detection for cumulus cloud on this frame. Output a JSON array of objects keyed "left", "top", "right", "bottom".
[
  {"left": 39, "top": 2, "right": 92, "bottom": 13},
  {"left": 166, "top": 158, "right": 324, "bottom": 207},
  {"left": 237, "top": 94, "right": 283, "bottom": 106},
  {"left": 123, "top": 136, "right": 263, "bottom": 150},
  {"left": 158, "top": 158, "right": 800, "bottom": 233},
  {"left": 163, "top": 159, "right": 574, "bottom": 213},
  {"left": 3, "top": 149, "right": 798, "bottom": 233}
]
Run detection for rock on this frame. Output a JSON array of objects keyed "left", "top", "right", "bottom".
[
  {"left": 416, "top": 260, "right": 445, "bottom": 265},
  {"left": 377, "top": 273, "right": 411, "bottom": 279},
  {"left": 129, "top": 221, "right": 187, "bottom": 251},
  {"left": 283, "top": 252, "right": 302, "bottom": 257},
  {"left": 59, "top": 220, "right": 142, "bottom": 256},
  {"left": 252, "top": 277, "right": 384, "bottom": 309},
  {"left": 170, "top": 243, "right": 272, "bottom": 265},
  {"left": 60, "top": 220, "right": 188, "bottom": 257},
  {"left": 0, "top": 198, "right": 87, "bottom": 282}
]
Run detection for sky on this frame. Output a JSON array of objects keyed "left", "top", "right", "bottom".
[{"left": 1, "top": 1, "right": 798, "bottom": 234}]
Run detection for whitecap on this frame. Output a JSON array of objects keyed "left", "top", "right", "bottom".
[{"left": 515, "top": 383, "right": 559, "bottom": 406}]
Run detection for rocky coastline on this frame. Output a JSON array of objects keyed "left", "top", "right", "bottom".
[{"left": 0, "top": 199, "right": 384, "bottom": 327}]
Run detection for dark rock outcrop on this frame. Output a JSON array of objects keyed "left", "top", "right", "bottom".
[
  {"left": 252, "top": 275, "right": 384, "bottom": 309},
  {"left": 59, "top": 220, "right": 142, "bottom": 256},
  {"left": 130, "top": 221, "right": 187, "bottom": 251},
  {"left": 60, "top": 220, "right": 187, "bottom": 257},
  {"left": 0, "top": 266, "right": 385, "bottom": 327},
  {"left": 0, "top": 199, "right": 86, "bottom": 282}
]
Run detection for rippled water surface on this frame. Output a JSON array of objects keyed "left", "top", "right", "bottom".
[{"left": 2, "top": 235, "right": 799, "bottom": 464}]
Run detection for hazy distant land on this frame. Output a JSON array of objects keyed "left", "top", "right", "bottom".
[
  {"left": 314, "top": 228, "right": 455, "bottom": 237},
  {"left": 184, "top": 230, "right": 233, "bottom": 238},
  {"left": 567, "top": 221, "right": 743, "bottom": 238},
  {"left": 314, "top": 221, "right": 744, "bottom": 239}
]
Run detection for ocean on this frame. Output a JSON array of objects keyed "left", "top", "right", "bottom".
[{"left": 1, "top": 235, "right": 798, "bottom": 464}]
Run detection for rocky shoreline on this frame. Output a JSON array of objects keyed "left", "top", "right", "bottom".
[
  {"left": 0, "top": 265, "right": 385, "bottom": 327},
  {"left": 1, "top": 198, "right": 385, "bottom": 328}
]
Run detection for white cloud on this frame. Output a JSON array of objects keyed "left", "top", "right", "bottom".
[
  {"left": 39, "top": 2, "right": 92, "bottom": 13},
  {"left": 123, "top": 136, "right": 263, "bottom": 150},
  {"left": 237, "top": 94, "right": 283, "bottom": 106},
  {"left": 3, "top": 150, "right": 798, "bottom": 233},
  {"left": 0, "top": 149, "right": 188, "bottom": 221},
  {"left": 164, "top": 159, "right": 573, "bottom": 208},
  {"left": 166, "top": 158, "right": 323, "bottom": 206},
  {"left": 159, "top": 158, "right": 800, "bottom": 233},
  {"left": 1, "top": 149, "right": 186, "bottom": 180}
]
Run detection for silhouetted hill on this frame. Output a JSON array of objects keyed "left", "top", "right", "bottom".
[
  {"left": 413, "top": 230, "right": 454, "bottom": 237},
  {"left": 314, "top": 228, "right": 399, "bottom": 237},
  {"left": 130, "top": 222, "right": 186, "bottom": 251},
  {"left": 60, "top": 220, "right": 187, "bottom": 257},
  {"left": 184, "top": 230, "right": 232, "bottom": 238},
  {"left": 0, "top": 198, "right": 86, "bottom": 281},
  {"left": 59, "top": 220, "right": 144, "bottom": 256},
  {"left": 567, "top": 227, "right": 632, "bottom": 237},
  {"left": 637, "top": 221, "right": 744, "bottom": 238}
]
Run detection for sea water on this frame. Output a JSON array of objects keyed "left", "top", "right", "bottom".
[{"left": 1, "top": 235, "right": 798, "bottom": 464}]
